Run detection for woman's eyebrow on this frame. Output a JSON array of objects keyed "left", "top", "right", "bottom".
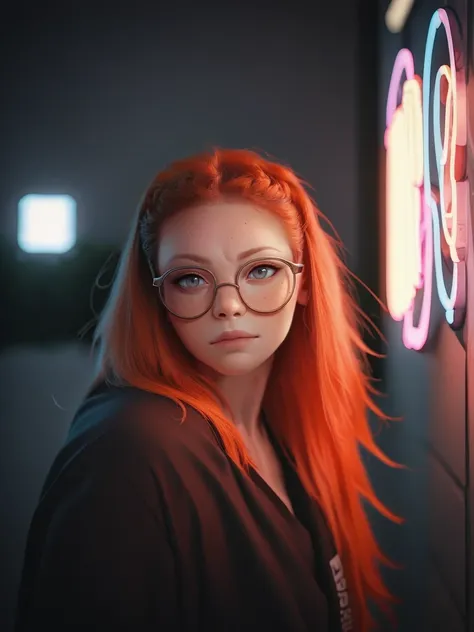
[{"left": 166, "top": 246, "right": 283, "bottom": 267}]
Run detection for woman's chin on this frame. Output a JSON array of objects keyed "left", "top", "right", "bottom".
[
  {"left": 204, "top": 353, "right": 276, "bottom": 378},
  {"left": 213, "top": 364, "right": 259, "bottom": 378}
]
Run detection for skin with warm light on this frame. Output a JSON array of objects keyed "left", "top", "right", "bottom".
[
  {"left": 385, "top": 7, "right": 468, "bottom": 350},
  {"left": 158, "top": 202, "right": 306, "bottom": 376}
]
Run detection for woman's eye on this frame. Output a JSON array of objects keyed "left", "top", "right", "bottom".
[
  {"left": 175, "top": 275, "right": 204, "bottom": 289},
  {"left": 249, "top": 265, "right": 277, "bottom": 280}
]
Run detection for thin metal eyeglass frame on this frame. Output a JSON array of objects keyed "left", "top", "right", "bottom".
[{"left": 151, "top": 257, "right": 304, "bottom": 320}]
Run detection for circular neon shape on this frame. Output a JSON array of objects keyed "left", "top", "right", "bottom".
[
  {"left": 385, "top": 8, "right": 468, "bottom": 350},
  {"left": 423, "top": 8, "right": 467, "bottom": 329}
]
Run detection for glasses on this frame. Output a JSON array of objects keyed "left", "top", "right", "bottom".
[{"left": 152, "top": 257, "right": 304, "bottom": 320}]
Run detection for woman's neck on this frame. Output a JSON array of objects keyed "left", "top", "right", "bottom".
[{"left": 214, "top": 356, "right": 273, "bottom": 441}]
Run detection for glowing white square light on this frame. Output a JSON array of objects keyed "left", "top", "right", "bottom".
[{"left": 17, "top": 194, "right": 77, "bottom": 254}]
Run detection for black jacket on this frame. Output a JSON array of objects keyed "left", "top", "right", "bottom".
[{"left": 14, "top": 382, "right": 354, "bottom": 631}]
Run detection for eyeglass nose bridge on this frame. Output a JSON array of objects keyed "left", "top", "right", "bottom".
[
  {"left": 212, "top": 281, "right": 245, "bottom": 308},
  {"left": 215, "top": 281, "right": 240, "bottom": 291}
]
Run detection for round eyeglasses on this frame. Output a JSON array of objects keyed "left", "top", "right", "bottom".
[{"left": 152, "top": 257, "right": 304, "bottom": 320}]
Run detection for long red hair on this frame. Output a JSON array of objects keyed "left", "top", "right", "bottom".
[{"left": 93, "top": 148, "right": 402, "bottom": 630}]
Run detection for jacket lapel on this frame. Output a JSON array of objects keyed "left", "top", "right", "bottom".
[{"left": 263, "top": 418, "right": 355, "bottom": 632}]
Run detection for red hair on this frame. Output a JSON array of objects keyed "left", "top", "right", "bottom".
[{"left": 93, "top": 148, "right": 402, "bottom": 630}]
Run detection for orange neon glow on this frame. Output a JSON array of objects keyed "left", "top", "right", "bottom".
[
  {"left": 385, "top": 76, "right": 424, "bottom": 322},
  {"left": 434, "top": 64, "right": 464, "bottom": 263}
]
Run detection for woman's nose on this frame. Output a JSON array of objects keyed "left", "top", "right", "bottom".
[{"left": 212, "top": 283, "right": 247, "bottom": 318}]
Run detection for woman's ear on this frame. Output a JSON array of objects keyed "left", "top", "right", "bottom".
[
  {"left": 296, "top": 276, "right": 309, "bottom": 306},
  {"left": 297, "top": 287, "right": 309, "bottom": 306}
]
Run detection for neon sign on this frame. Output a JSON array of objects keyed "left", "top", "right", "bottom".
[{"left": 384, "top": 8, "right": 468, "bottom": 350}]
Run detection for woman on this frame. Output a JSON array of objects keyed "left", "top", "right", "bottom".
[{"left": 15, "top": 148, "right": 400, "bottom": 631}]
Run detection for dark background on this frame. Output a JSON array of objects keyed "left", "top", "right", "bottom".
[{"left": 0, "top": 1, "right": 472, "bottom": 630}]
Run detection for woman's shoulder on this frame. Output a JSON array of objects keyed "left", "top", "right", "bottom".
[
  {"left": 68, "top": 380, "right": 207, "bottom": 447},
  {"left": 39, "top": 381, "right": 221, "bottom": 504}
]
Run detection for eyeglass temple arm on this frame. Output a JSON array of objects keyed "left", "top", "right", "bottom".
[{"left": 143, "top": 251, "right": 159, "bottom": 281}]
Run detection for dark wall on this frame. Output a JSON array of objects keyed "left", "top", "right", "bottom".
[
  {"left": 377, "top": 0, "right": 473, "bottom": 630},
  {"left": 0, "top": 3, "right": 369, "bottom": 632},
  {"left": 0, "top": 2, "right": 360, "bottom": 255}
]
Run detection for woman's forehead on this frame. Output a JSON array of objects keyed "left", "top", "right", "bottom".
[{"left": 157, "top": 202, "right": 292, "bottom": 267}]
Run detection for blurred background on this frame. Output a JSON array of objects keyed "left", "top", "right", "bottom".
[{"left": 0, "top": 1, "right": 472, "bottom": 630}]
